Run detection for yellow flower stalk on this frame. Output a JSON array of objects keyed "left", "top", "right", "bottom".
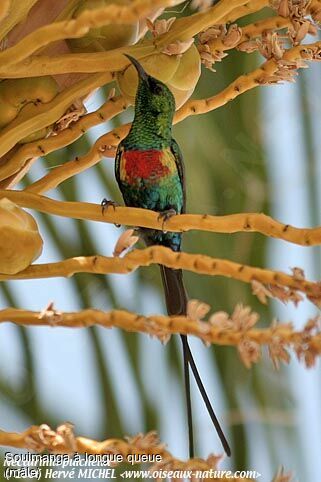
[
  {"left": 0, "top": 423, "right": 281, "bottom": 481},
  {"left": 0, "top": 72, "right": 112, "bottom": 157},
  {"left": 1, "top": 190, "right": 320, "bottom": 247},
  {"left": 0, "top": 0, "right": 38, "bottom": 40},
  {"left": 0, "top": 247, "right": 319, "bottom": 306},
  {"left": 1, "top": 306, "right": 320, "bottom": 369},
  {"left": 67, "top": 0, "right": 140, "bottom": 53},
  {"left": 0, "top": 95, "right": 128, "bottom": 183}
]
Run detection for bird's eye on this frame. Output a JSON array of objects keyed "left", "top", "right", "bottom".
[
  {"left": 153, "top": 84, "right": 163, "bottom": 95},
  {"left": 149, "top": 79, "right": 163, "bottom": 95}
]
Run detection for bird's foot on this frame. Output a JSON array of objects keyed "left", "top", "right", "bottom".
[
  {"left": 158, "top": 208, "right": 177, "bottom": 232},
  {"left": 101, "top": 198, "right": 118, "bottom": 213},
  {"left": 101, "top": 198, "right": 121, "bottom": 227}
]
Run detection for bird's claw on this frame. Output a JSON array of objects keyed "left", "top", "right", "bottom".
[
  {"left": 158, "top": 208, "right": 177, "bottom": 232},
  {"left": 158, "top": 208, "right": 177, "bottom": 222},
  {"left": 101, "top": 198, "right": 118, "bottom": 214},
  {"left": 101, "top": 198, "right": 121, "bottom": 227}
]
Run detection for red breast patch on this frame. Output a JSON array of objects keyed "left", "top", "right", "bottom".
[{"left": 123, "top": 149, "right": 170, "bottom": 181}]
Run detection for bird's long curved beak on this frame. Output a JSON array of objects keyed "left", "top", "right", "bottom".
[{"left": 124, "top": 54, "right": 148, "bottom": 81}]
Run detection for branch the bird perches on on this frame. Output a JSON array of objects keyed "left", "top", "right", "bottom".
[{"left": 1, "top": 190, "right": 321, "bottom": 246}]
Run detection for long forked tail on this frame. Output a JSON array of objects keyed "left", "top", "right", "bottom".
[{"left": 159, "top": 265, "right": 231, "bottom": 458}]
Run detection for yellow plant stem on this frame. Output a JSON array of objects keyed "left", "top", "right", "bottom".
[
  {"left": 25, "top": 133, "right": 119, "bottom": 194},
  {"left": 24, "top": 123, "right": 130, "bottom": 193},
  {"left": 0, "top": 96, "right": 129, "bottom": 182},
  {"left": 176, "top": 41, "right": 321, "bottom": 121},
  {"left": 0, "top": 0, "right": 180, "bottom": 69},
  {"left": 221, "top": 0, "right": 270, "bottom": 24},
  {"left": 0, "top": 2, "right": 279, "bottom": 79},
  {"left": 0, "top": 43, "right": 155, "bottom": 78},
  {"left": 0, "top": 0, "right": 38, "bottom": 41},
  {"left": 239, "top": 15, "right": 290, "bottom": 39},
  {"left": 1, "top": 190, "right": 321, "bottom": 246},
  {"left": 0, "top": 425, "right": 258, "bottom": 480},
  {"left": 208, "top": 16, "right": 290, "bottom": 57},
  {"left": 0, "top": 2, "right": 272, "bottom": 78},
  {"left": 53, "top": 0, "right": 80, "bottom": 23},
  {"left": 206, "top": 0, "right": 319, "bottom": 62},
  {"left": 0, "top": 246, "right": 319, "bottom": 301},
  {"left": 0, "top": 72, "right": 112, "bottom": 158},
  {"left": 1, "top": 308, "right": 321, "bottom": 354},
  {"left": 0, "top": 426, "right": 168, "bottom": 457},
  {"left": 156, "top": 0, "right": 269, "bottom": 46},
  {"left": 0, "top": 0, "right": 10, "bottom": 24}
]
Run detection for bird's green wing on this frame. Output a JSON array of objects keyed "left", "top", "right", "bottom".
[
  {"left": 114, "top": 142, "right": 124, "bottom": 186},
  {"left": 170, "top": 138, "right": 186, "bottom": 213}
]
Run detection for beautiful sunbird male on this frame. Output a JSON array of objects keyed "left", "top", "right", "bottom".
[{"left": 114, "top": 54, "right": 230, "bottom": 457}]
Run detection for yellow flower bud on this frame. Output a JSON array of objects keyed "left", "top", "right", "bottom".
[
  {"left": 0, "top": 77, "right": 59, "bottom": 129},
  {"left": 67, "top": 0, "right": 139, "bottom": 52},
  {"left": 0, "top": 198, "right": 43, "bottom": 274},
  {"left": 116, "top": 44, "right": 201, "bottom": 108},
  {"left": 0, "top": 76, "right": 59, "bottom": 143}
]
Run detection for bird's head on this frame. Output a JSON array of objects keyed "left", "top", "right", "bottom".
[{"left": 125, "top": 54, "right": 176, "bottom": 123}]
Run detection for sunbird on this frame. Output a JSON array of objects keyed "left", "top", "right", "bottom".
[{"left": 112, "top": 54, "right": 231, "bottom": 458}]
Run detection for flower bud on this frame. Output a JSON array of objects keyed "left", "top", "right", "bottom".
[
  {"left": 0, "top": 198, "right": 43, "bottom": 274},
  {"left": 0, "top": 77, "right": 59, "bottom": 129},
  {"left": 0, "top": 76, "right": 59, "bottom": 144},
  {"left": 117, "top": 44, "right": 201, "bottom": 108},
  {"left": 67, "top": 0, "right": 139, "bottom": 52}
]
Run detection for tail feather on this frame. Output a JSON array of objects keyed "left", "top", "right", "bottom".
[
  {"left": 159, "top": 265, "right": 194, "bottom": 457},
  {"left": 159, "top": 265, "right": 187, "bottom": 316},
  {"left": 181, "top": 334, "right": 194, "bottom": 458},
  {"left": 160, "top": 265, "right": 231, "bottom": 457},
  {"left": 183, "top": 339, "right": 231, "bottom": 457}
]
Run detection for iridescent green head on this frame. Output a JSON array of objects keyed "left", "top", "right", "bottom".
[{"left": 125, "top": 54, "right": 175, "bottom": 144}]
